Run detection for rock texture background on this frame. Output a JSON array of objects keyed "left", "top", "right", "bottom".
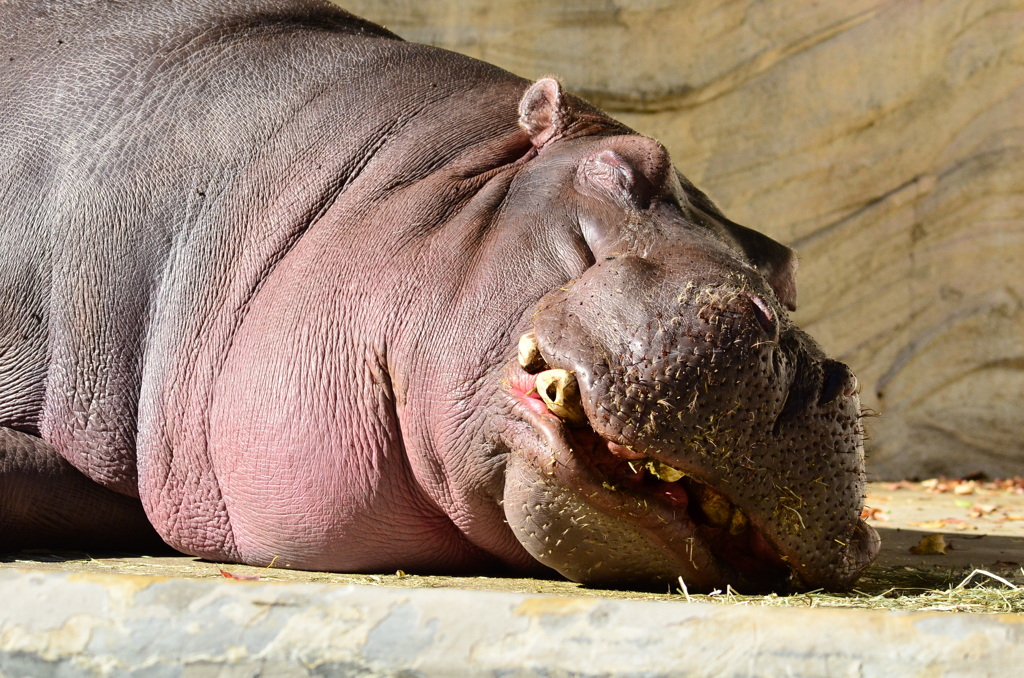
[{"left": 336, "top": 1, "right": 1024, "bottom": 479}]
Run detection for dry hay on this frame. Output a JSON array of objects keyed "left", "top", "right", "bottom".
[{"left": 676, "top": 565, "right": 1024, "bottom": 614}]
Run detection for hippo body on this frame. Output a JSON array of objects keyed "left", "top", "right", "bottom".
[{"left": 0, "top": 0, "right": 878, "bottom": 590}]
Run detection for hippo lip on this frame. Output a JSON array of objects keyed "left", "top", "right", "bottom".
[{"left": 503, "top": 358, "right": 796, "bottom": 592}]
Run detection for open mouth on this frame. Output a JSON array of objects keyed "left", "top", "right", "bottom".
[{"left": 504, "top": 331, "right": 795, "bottom": 592}]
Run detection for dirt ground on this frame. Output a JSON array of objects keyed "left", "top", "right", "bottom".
[{"left": 4, "top": 480, "right": 1023, "bottom": 602}]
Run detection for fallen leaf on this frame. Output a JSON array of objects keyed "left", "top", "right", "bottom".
[
  {"left": 985, "top": 477, "right": 1024, "bottom": 493},
  {"left": 910, "top": 534, "right": 948, "bottom": 555},
  {"left": 860, "top": 507, "right": 889, "bottom": 521},
  {"left": 219, "top": 569, "right": 261, "bottom": 581},
  {"left": 968, "top": 504, "right": 998, "bottom": 518},
  {"left": 909, "top": 520, "right": 951, "bottom": 529},
  {"left": 953, "top": 481, "right": 976, "bottom": 496}
]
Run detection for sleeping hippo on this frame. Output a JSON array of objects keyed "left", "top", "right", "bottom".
[{"left": 0, "top": 0, "right": 879, "bottom": 591}]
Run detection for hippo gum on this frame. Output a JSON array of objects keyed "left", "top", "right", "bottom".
[{"left": 0, "top": 0, "right": 879, "bottom": 592}]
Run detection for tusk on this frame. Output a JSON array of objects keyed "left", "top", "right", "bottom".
[
  {"left": 728, "top": 509, "right": 749, "bottom": 536},
  {"left": 535, "top": 369, "right": 587, "bottom": 426},
  {"left": 647, "top": 460, "right": 686, "bottom": 483},
  {"left": 697, "top": 485, "right": 733, "bottom": 528},
  {"left": 843, "top": 374, "right": 859, "bottom": 397},
  {"left": 518, "top": 332, "right": 547, "bottom": 373}
]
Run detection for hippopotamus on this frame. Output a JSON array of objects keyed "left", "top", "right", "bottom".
[{"left": 0, "top": 0, "right": 879, "bottom": 592}]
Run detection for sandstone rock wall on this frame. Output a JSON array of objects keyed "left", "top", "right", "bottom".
[{"left": 338, "top": 1, "right": 1024, "bottom": 479}]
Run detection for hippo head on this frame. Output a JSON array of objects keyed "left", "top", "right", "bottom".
[{"left": 496, "top": 79, "right": 879, "bottom": 592}]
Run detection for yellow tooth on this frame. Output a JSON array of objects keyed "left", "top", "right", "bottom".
[
  {"left": 517, "top": 332, "right": 546, "bottom": 372},
  {"left": 698, "top": 485, "right": 733, "bottom": 528},
  {"left": 646, "top": 460, "right": 686, "bottom": 482},
  {"left": 535, "top": 369, "right": 587, "bottom": 426},
  {"left": 728, "top": 509, "right": 748, "bottom": 536}
]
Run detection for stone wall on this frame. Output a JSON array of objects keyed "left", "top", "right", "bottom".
[{"left": 337, "top": 1, "right": 1024, "bottom": 479}]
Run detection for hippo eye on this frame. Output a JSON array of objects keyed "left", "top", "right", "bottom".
[{"left": 607, "top": 162, "right": 632, "bottom": 188}]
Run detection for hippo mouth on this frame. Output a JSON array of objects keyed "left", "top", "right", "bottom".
[{"left": 502, "top": 331, "right": 876, "bottom": 592}]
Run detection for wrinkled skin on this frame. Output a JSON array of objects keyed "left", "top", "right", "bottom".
[{"left": 0, "top": 0, "right": 878, "bottom": 591}]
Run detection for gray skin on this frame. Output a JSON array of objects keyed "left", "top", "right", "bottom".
[{"left": 0, "top": 0, "right": 879, "bottom": 591}]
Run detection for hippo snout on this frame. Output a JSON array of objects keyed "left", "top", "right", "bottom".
[{"left": 501, "top": 250, "right": 877, "bottom": 591}]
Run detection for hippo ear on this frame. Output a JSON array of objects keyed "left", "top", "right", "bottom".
[
  {"left": 519, "top": 77, "right": 570, "bottom": 148},
  {"left": 721, "top": 221, "right": 800, "bottom": 311}
]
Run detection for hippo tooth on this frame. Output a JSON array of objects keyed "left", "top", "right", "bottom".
[
  {"left": 517, "top": 332, "right": 547, "bottom": 373},
  {"left": 646, "top": 460, "right": 686, "bottom": 483},
  {"left": 843, "top": 374, "right": 859, "bottom": 397},
  {"left": 697, "top": 485, "right": 733, "bottom": 528},
  {"left": 535, "top": 369, "right": 587, "bottom": 426},
  {"left": 728, "top": 509, "right": 749, "bottom": 536}
]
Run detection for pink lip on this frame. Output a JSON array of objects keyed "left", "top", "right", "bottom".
[{"left": 507, "top": 368, "right": 551, "bottom": 415}]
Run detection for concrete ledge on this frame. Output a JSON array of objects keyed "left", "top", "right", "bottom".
[{"left": 1, "top": 569, "right": 1022, "bottom": 677}]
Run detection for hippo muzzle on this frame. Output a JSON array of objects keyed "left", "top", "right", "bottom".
[
  {"left": 506, "top": 260, "right": 877, "bottom": 590},
  {"left": 498, "top": 81, "right": 879, "bottom": 592}
]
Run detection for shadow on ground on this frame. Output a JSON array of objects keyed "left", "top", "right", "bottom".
[{"left": 3, "top": 482, "right": 1024, "bottom": 601}]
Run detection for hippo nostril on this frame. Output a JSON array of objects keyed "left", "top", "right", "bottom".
[
  {"left": 746, "top": 292, "right": 776, "bottom": 337},
  {"left": 820, "top": 360, "right": 857, "bottom": 405}
]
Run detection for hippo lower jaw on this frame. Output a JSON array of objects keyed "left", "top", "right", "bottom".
[{"left": 501, "top": 340, "right": 880, "bottom": 593}]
